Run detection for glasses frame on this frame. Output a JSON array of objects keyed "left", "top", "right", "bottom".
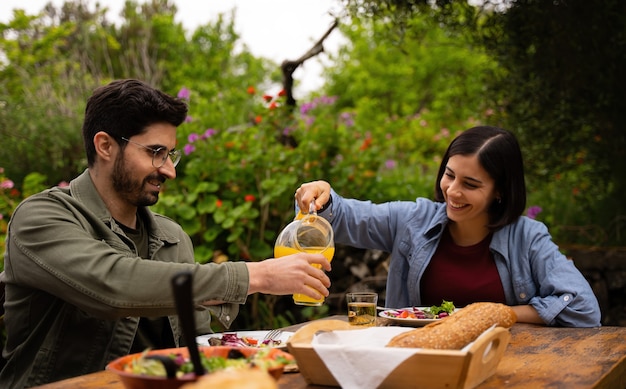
[{"left": 120, "top": 137, "right": 181, "bottom": 168}]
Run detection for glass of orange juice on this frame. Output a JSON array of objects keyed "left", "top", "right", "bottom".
[{"left": 274, "top": 206, "right": 334, "bottom": 306}]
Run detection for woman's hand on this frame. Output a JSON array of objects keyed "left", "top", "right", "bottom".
[{"left": 295, "top": 180, "right": 331, "bottom": 213}]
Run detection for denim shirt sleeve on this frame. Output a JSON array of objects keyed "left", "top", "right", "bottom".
[
  {"left": 322, "top": 189, "right": 418, "bottom": 252},
  {"left": 320, "top": 190, "right": 445, "bottom": 308},
  {"left": 493, "top": 218, "right": 601, "bottom": 327}
]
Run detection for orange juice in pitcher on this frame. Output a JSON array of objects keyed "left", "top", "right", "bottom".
[{"left": 274, "top": 204, "right": 334, "bottom": 306}]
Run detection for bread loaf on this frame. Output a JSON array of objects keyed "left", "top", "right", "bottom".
[
  {"left": 386, "top": 302, "right": 516, "bottom": 349},
  {"left": 181, "top": 368, "right": 278, "bottom": 389}
]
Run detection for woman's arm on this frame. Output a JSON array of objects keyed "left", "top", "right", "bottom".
[{"left": 511, "top": 304, "right": 545, "bottom": 324}]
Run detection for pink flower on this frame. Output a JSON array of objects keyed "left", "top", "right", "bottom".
[
  {"left": 385, "top": 160, "right": 397, "bottom": 169},
  {"left": 0, "top": 179, "right": 14, "bottom": 189},
  {"left": 526, "top": 206, "right": 542, "bottom": 219},
  {"left": 177, "top": 87, "right": 191, "bottom": 100},
  {"left": 183, "top": 144, "right": 196, "bottom": 155},
  {"left": 202, "top": 128, "right": 217, "bottom": 139},
  {"left": 188, "top": 133, "right": 200, "bottom": 143}
]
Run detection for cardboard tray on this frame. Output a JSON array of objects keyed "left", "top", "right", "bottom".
[{"left": 287, "top": 320, "right": 511, "bottom": 389}]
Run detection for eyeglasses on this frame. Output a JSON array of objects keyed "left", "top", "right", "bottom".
[{"left": 120, "top": 137, "right": 181, "bottom": 168}]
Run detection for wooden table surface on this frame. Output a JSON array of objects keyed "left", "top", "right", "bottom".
[{"left": 34, "top": 316, "right": 626, "bottom": 389}]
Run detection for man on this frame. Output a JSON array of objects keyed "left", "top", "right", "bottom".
[{"left": 0, "top": 79, "right": 331, "bottom": 387}]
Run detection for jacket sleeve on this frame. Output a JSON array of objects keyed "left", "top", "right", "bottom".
[
  {"left": 4, "top": 191, "right": 249, "bottom": 321},
  {"left": 519, "top": 220, "right": 601, "bottom": 327},
  {"left": 324, "top": 189, "right": 418, "bottom": 252}
]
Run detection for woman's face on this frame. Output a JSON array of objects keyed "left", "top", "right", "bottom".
[{"left": 439, "top": 154, "right": 499, "bottom": 228}]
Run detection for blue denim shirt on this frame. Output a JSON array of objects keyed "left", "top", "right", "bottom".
[{"left": 323, "top": 190, "right": 601, "bottom": 327}]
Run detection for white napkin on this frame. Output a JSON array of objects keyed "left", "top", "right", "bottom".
[
  {"left": 311, "top": 327, "right": 416, "bottom": 389},
  {"left": 311, "top": 325, "right": 497, "bottom": 389}
]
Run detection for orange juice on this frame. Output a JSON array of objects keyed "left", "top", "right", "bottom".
[{"left": 274, "top": 245, "right": 335, "bottom": 306}]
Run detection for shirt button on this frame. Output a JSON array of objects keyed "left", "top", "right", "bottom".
[
  {"left": 519, "top": 293, "right": 526, "bottom": 299},
  {"left": 563, "top": 295, "right": 570, "bottom": 302}
]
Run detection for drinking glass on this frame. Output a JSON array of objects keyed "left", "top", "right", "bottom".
[{"left": 346, "top": 292, "right": 378, "bottom": 327}]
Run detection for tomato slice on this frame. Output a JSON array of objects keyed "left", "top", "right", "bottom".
[{"left": 243, "top": 337, "right": 258, "bottom": 345}]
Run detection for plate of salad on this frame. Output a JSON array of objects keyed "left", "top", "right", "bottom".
[
  {"left": 106, "top": 345, "right": 295, "bottom": 387},
  {"left": 378, "top": 301, "right": 458, "bottom": 326},
  {"left": 196, "top": 331, "right": 294, "bottom": 349}
]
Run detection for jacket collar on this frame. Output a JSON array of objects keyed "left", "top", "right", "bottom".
[
  {"left": 68, "top": 170, "right": 179, "bottom": 244},
  {"left": 423, "top": 203, "right": 449, "bottom": 239}
]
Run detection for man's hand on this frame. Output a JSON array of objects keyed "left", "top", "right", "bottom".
[{"left": 246, "top": 253, "right": 331, "bottom": 299}]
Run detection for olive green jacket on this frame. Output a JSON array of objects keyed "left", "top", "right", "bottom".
[{"left": 0, "top": 170, "right": 249, "bottom": 387}]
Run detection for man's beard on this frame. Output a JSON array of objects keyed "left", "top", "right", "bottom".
[{"left": 112, "top": 154, "right": 163, "bottom": 207}]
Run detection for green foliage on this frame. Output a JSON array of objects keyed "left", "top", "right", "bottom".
[
  {"left": 2, "top": 0, "right": 625, "bottom": 334},
  {"left": 321, "top": 9, "right": 497, "bottom": 201},
  {"left": 0, "top": 170, "right": 50, "bottom": 270},
  {"left": 476, "top": 0, "right": 626, "bottom": 245}
]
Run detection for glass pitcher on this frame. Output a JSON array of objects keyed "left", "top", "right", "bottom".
[{"left": 274, "top": 203, "right": 334, "bottom": 306}]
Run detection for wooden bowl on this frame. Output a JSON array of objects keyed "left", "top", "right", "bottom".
[{"left": 106, "top": 346, "right": 293, "bottom": 389}]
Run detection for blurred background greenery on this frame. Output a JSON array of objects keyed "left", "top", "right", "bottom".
[{"left": 1, "top": 0, "right": 625, "bottom": 330}]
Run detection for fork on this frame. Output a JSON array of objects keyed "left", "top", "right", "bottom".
[{"left": 263, "top": 329, "right": 283, "bottom": 342}]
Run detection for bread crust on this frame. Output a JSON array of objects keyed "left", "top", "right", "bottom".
[
  {"left": 181, "top": 368, "right": 278, "bottom": 389},
  {"left": 386, "top": 302, "right": 517, "bottom": 349}
]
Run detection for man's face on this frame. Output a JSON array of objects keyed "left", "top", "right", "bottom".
[{"left": 112, "top": 123, "right": 178, "bottom": 207}]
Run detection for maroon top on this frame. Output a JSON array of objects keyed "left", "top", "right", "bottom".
[{"left": 420, "top": 227, "right": 506, "bottom": 307}]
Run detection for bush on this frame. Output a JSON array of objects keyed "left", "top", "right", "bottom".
[
  {"left": 151, "top": 85, "right": 481, "bottom": 329},
  {"left": 0, "top": 170, "right": 50, "bottom": 270}
]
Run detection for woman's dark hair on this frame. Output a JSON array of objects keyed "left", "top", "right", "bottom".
[
  {"left": 82, "top": 79, "right": 188, "bottom": 166},
  {"left": 434, "top": 126, "right": 527, "bottom": 230}
]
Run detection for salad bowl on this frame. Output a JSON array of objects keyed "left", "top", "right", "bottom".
[{"left": 106, "top": 346, "right": 294, "bottom": 389}]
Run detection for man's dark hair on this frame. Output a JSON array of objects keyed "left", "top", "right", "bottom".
[{"left": 82, "top": 79, "right": 188, "bottom": 166}]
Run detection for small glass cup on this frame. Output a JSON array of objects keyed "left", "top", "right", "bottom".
[{"left": 346, "top": 292, "right": 378, "bottom": 327}]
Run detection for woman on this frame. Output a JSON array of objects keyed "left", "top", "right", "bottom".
[{"left": 295, "top": 126, "right": 601, "bottom": 327}]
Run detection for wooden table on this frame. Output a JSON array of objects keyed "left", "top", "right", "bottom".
[{"left": 35, "top": 316, "right": 626, "bottom": 388}]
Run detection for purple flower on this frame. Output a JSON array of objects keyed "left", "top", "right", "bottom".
[
  {"left": 183, "top": 144, "right": 196, "bottom": 155},
  {"left": 203, "top": 128, "right": 217, "bottom": 139},
  {"left": 300, "top": 102, "right": 315, "bottom": 115},
  {"left": 340, "top": 112, "right": 354, "bottom": 127},
  {"left": 177, "top": 87, "right": 191, "bottom": 100},
  {"left": 385, "top": 159, "right": 397, "bottom": 169},
  {"left": 188, "top": 133, "right": 200, "bottom": 143},
  {"left": 184, "top": 115, "right": 194, "bottom": 123},
  {"left": 526, "top": 205, "right": 543, "bottom": 219}
]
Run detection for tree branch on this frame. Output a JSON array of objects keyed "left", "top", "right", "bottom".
[{"left": 281, "top": 20, "right": 338, "bottom": 107}]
